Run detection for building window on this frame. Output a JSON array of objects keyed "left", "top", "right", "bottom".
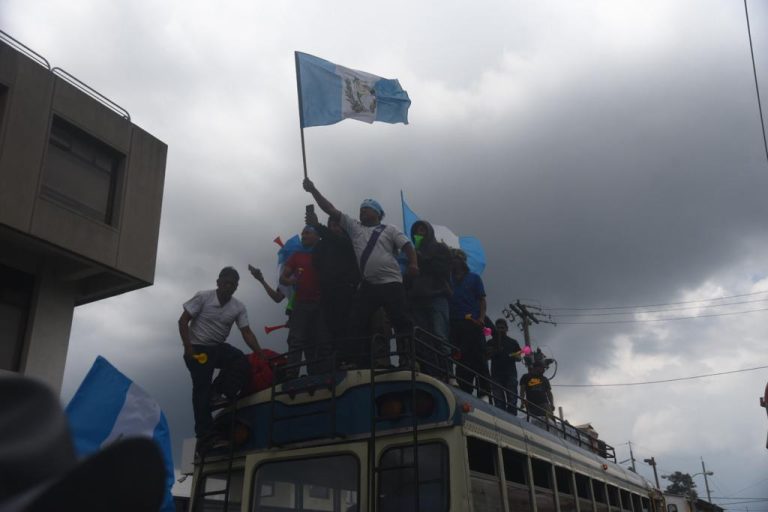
[
  {"left": 0, "top": 264, "right": 34, "bottom": 372},
  {"left": 41, "top": 116, "right": 123, "bottom": 225}
]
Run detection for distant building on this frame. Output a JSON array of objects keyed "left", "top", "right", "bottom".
[
  {"left": 664, "top": 493, "right": 724, "bottom": 512},
  {"left": 0, "top": 31, "right": 167, "bottom": 392}
]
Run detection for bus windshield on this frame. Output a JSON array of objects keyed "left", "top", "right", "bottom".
[{"left": 252, "top": 454, "right": 359, "bottom": 511}]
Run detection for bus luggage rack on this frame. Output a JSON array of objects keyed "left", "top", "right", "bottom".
[{"left": 263, "top": 328, "right": 616, "bottom": 460}]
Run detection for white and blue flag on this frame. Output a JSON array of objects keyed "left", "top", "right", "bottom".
[
  {"left": 65, "top": 356, "right": 175, "bottom": 512},
  {"left": 296, "top": 51, "right": 411, "bottom": 127},
  {"left": 402, "top": 192, "right": 487, "bottom": 275}
]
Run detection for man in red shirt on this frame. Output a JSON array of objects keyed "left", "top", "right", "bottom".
[{"left": 280, "top": 226, "right": 330, "bottom": 378}]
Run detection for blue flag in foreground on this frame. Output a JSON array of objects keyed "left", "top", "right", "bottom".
[
  {"left": 65, "top": 356, "right": 175, "bottom": 512},
  {"left": 402, "top": 193, "right": 487, "bottom": 275},
  {"left": 296, "top": 51, "right": 411, "bottom": 127}
]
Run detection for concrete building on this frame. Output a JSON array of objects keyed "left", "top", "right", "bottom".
[{"left": 0, "top": 31, "right": 167, "bottom": 392}]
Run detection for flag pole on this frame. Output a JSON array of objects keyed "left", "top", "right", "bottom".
[
  {"left": 294, "top": 52, "right": 309, "bottom": 179},
  {"left": 400, "top": 190, "right": 406, "bottom": 233}
]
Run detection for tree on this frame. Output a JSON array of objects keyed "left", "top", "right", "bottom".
[{"left": 665, "top": 471, "right": 698, "bottom": 500}]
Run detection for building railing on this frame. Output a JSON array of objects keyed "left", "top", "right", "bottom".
[
  {"left": 0, "top": 30, "right": 50, "bottom": 70},
  {"left": 0, "top": 30, "right": 131, "bottom": 121}
]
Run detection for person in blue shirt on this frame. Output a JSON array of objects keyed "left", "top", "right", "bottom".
[{"left": 449, "top": 249, "right": 491, "bottom": 398}]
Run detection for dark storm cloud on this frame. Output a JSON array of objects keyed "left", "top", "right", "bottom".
[{"left": 5, "top": 0, "right": 767, "bottom": 494}]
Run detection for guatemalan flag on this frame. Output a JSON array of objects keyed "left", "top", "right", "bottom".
[
  {"left": 296, "top": 51, "right": 411, "bottom": 127},
  {"left": 402, "top": 192, "right": 487, "bottom": 276},
  {"left": 65, "top": 356, "right": 175, "bottom": 512}
]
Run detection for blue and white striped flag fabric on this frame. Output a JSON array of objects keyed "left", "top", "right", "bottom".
[
  {"left": 402, "top": 193, "right": 487, "bottom": 276},
  {"left": 65, "top": 356, "right": 175, "bottom": 512},
  {"left": 296, "top": 51, "right": 411, "bottom": 127}
]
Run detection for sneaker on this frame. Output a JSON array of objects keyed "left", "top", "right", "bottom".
[{"left": 448, "top": 378, "right": 459, "bottom": 387}]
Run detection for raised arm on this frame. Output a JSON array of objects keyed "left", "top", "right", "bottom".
[
  {"left": 249, "top": 265, "right": 286, "bottom": 303},
  {"left": 303, "top": 178, "right": 341, "bottom": 222}
]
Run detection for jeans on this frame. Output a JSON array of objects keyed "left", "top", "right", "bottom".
[
  {"left": 348, "top": 281, "right": 413, "bottom": 368},
  {"left": 411, "top": 296, "right": 450, "bottom": 377},
  {"left": 184, "top": 343, "right": 248, "bottom": 438}
]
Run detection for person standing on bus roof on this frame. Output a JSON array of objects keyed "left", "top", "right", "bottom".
[
  {"left": 487, "top": 318, "right": 522, "bottom": 414},
  {"left": 303, "top": 178, "right": 418, "bottom": 368},
  {"left": 406, "top": 220, "right": 452, "bottom": 377},
  {"left": 280, "top": 225, "right": 332, "bottom": 377},
  {"left": 519, "top": 360, "right": 554, "bottom": 419},
  {"left": 449, "top": 249, "right": 491, "bottom": 398},
  {"left": 178, "top": 267, "right": 262, "bottom": 444}
]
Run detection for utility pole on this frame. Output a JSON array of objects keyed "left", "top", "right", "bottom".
[
  {"left": 627, "top": 441, "right": 637, "bottom": 472},
  {"left": 701, "top": 458, "right": 713, "bottom": 503},
  {"left": 504, "top": 300, "right": 555, "bottom": 347},
  {"left": 644, "top": 457, "right": 660, "bottom": 489}
]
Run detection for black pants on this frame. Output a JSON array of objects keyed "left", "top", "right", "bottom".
[
  {"left": 491, "top": 371, "right": 518, "bottom": 414},
  {"left": 347, "top": 281, "right": 413, "bottom": 368},
  {"left": 184, "top": 343, "right": 248, "bottom": 438},
  {"left": 451, "top": 319, "right": 491, "bottom": 397},
  {"left": 321, "top": 283, "right": 355, "bottom": 341}
]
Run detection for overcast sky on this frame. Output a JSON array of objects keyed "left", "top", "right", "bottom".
[{"left": 3, "top": 0, "right": 768, "bottom": 506}]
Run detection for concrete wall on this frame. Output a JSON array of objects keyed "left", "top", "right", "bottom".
[
  {"left": 0, "top": 36, "right": 167, "bottom": 392},
  {"left": 0, "top": 40, "right": 167, "bottom": 287},
  {"left": 21, "top": 268, "right": 76, "bottom": 391}
]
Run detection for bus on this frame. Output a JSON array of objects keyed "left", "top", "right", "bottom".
[{"left": 188, "top": 331, "right": 664, "bottom": 512}]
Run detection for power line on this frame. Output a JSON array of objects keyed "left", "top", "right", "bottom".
[
  {"left": 556, "top": 307, "right": 768, "bottom": 324},
  {"left": 744, "top": 0, "right": 768, "bottom": 168},
  {"left": 552, "top": 297, "right": 768, "bottom": 317},
  {"left": 553, "top": 364, "right": 768, "bottom": 387},
  {"left": 543, "top": 291, "right": 768, "bottom": 312}
]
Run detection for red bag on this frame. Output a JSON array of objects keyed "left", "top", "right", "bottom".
[{"left": 243, "top": 349, "right": 285, "bottom": 394}]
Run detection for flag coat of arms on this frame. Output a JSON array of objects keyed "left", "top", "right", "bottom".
[{"left": 296, "top": 52, "right": 411, "bottom": 127}]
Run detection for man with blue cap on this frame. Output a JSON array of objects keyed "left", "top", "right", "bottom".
[{"left": 303, "top": 178, "right": 419, "bottom": 368}]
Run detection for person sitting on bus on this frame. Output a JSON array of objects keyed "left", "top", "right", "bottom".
[
  {"left": 449, "top": 249, "right": 491, "bottom": 398},
  {"left": 178, "top": 267, "right": 262, "bottom": 446},
  {"left": 280, "top": 225, "right": 332, "bottom": 377},
  {"left": 486, "top": 318, "right": 522, "bottom": 414},
  {"left": 519, "top": 360, "right": 554, "bottom": 418},
  {"left": 303, "top": 177, "right": 418, "bottom": 369}
]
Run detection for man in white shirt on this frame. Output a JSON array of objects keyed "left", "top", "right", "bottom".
[
  {"left": 178, "top": 267, "right": 261, "bottom": 441},
  {"left": 303, "top": 178, "right": 419, "bottom": 368}
]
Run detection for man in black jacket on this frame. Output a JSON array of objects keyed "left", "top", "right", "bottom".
[
  {"left": 306, "top": 210, "right": 361, "bottom": 363},
  {"left": 406, "top": 220, "right": 452, "bottom": 377}
]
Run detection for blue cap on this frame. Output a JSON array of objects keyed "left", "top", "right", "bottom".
[{"left": 360, "top": 198, "right": 384, "bottom": 217}]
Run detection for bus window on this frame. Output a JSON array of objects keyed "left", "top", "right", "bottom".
[
  {"left": 641, "top": 497, "right": 651, "bottom": 512},
  {"left": 668, "top": 505, "right": 678, "bottom": 512},
  {"left": 251, "top": 454, "right": 358, "bottom": 511},
  {"left": 466, "top": 438, "right": 503, "bottom": 512},
  {"left": 574, "top": 473, "right": 593, "bottom": 512},
  {"left": 378, "top": 442, "right": 448, "bottom": 512},
  {"left": 620, "top": 490, "right": 632, "bottom": 512},
  {"left": 632, "top": 494, "right": 643, "bottom": 512},
  {"left": 593, "top": 480, "right": 608, "bottom": 512},
  {"left": 555, "top": 467, "right": 577, "bottom": 512},
  {"left": 502, "top": 448, "right": 531, "bottom": 512},
  {"left": 531, "top": 458, "right": 556, "bottom": 512},
  {"left": 195, "top": 471, "right": 244, "bottom": 512},
  {"left": 608, "top": 485, "right": 620, "bottom": 512}
]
